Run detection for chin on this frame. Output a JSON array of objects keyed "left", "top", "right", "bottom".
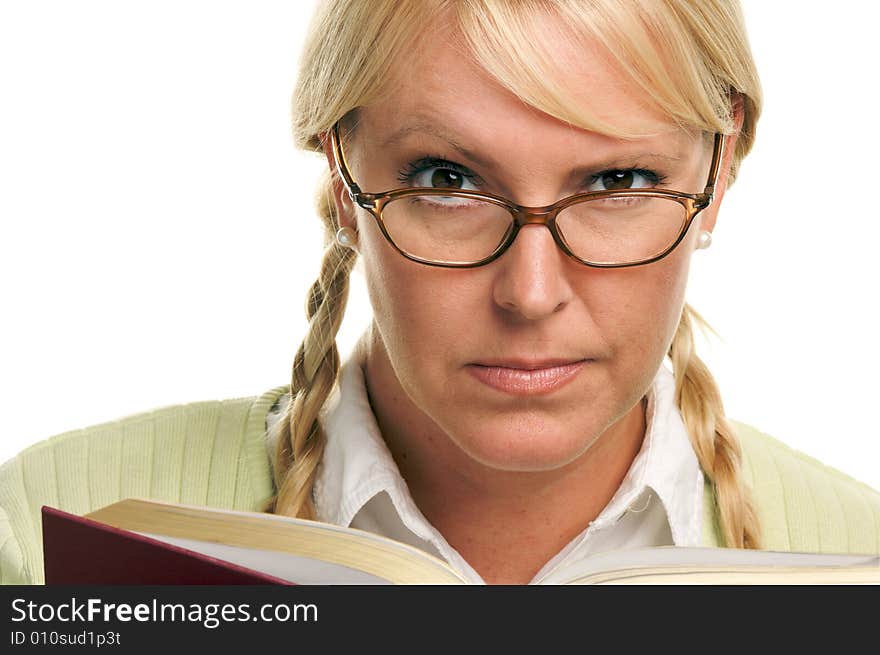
[{"left": 452, "top": 419, "right": 598, "bottom": 473}]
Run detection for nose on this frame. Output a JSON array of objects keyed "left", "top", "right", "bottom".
[{"left": 491, "top": 224, "right": 574, "bottom": 321}]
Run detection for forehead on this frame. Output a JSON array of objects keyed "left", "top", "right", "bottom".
[{"left": 356, "top": 14, "right": 681, "bottom": 147}]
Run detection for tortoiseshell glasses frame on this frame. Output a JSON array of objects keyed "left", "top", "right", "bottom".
[{"left": 328, "top": 121, "right": 725, "bottom": 269}]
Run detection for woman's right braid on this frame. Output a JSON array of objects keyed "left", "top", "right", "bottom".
[{"left": 267, "top": 174, "right": 357, "bottom": 519}]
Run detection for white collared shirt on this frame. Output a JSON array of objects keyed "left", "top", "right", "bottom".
[{"left": 266, "top": 346, "right": 704, "bottom": 584}]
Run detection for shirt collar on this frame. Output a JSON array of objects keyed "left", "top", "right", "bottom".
[
  {"left": 265, "top": 339, "right": 441, "bottom": 538},
  {"left": 266, "top": 343, "right": 704, "bottom": 554},
  {"left": 586, "top": 362, "right": 704, "bottom": 546},
  {"left": 313, "top": 343, "right": 426, "bottom": 529}
]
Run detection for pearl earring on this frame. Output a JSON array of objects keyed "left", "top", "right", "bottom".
[
  {"left": 335, "top": 226, "right": 358, "bottom": 248},
  {"left": 697, "top": 230, "right": 713, "bottom": 250}
]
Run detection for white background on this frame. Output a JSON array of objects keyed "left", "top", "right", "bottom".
[{"left": 1, "top": 1, "right": 878, "bottom": 491}]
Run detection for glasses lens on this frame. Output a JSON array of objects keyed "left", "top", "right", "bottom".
[
  {"left": 381, "top": 194, "right": 513, "bottom": 265},
  {"left": 555, "top": 195, "right": 688, "bottom": 264}
]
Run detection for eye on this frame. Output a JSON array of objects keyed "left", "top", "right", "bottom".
[
  {"left": 398, "top": 157, "right": 481, "bottom": 191},
  {"left": 587, "top": 169, "right": 661, "bottom": 191}
]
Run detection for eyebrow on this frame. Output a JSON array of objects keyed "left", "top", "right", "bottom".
[
  {"left": 381, "top": 121, "right": 498, "bottom": 170},
  {"left": 380, "top": 120, "right": 686, "bottom": 178}
]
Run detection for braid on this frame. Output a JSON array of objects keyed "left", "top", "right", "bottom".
[
  {"left": 266, "top": 172, "right": 357, "bottom": 519},
  {"left": 669, "top": 303, "right": 762, "bottom": 549}
]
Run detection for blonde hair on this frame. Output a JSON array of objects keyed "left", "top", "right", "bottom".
[{"left": 269, "top": 0, "right": 762, "bottom": 548}]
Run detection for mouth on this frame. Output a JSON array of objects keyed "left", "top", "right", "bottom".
[{"left": 466, "top": 359, "right": 590, "bottom": 396}]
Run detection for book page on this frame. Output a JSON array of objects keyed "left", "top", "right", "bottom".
[
  {"left": 142, "top": 533, "right": 392, "bottom": 584},
  {"left": 87, "top": 499, "right": 468, "bottom": 584},
  {"left": 537, "top": 546, "right": 880, "bottom": 585}
]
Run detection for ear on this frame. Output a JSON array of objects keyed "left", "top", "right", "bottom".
[
  {"left": 319, "top": 131, "right": 358, "bottom": 232},
  {"left": 697, "top": 95, "right": 745, "bottom": 235}
]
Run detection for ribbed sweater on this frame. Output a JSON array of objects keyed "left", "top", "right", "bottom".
[{"left": 2, "top": 386, "right": 878, "bottom": 584}]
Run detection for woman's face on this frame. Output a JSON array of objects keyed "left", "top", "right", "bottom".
[{"left": 327, "top": 24, "right": 735, "bottom": 475}]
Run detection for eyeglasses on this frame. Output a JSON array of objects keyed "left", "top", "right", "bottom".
[{"left": 329, "top": 122, "right": 724, "bottom": 268}]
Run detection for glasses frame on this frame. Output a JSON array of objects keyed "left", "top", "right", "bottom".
[{"left": 328, "top": 121, "right": 725, "bottom": 268}]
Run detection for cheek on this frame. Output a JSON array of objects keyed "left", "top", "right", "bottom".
[
  {"left": 360, "top": 228, "right": 475, "bottom": 362},
  {"left": 583, "top": 247, "right": 693, "bottom": 372}
]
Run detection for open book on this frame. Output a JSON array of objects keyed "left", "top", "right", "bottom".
[{"left": 42, "top": 499, "right": 880, "bottom": 585}]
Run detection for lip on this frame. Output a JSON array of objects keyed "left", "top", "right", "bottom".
[{"left": 466, "top": 359, "right": 589, "bottom": 396}]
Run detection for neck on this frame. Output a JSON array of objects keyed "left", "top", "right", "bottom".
[{"left": 362, "top": 331, "right": 648, "bottom": 584}]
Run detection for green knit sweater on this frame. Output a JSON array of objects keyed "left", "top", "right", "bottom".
[{"left": 2, "top": 386, "right": 878, "bottom": 584}]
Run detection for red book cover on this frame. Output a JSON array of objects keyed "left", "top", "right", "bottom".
[{"left": 41, "top": 505, "right": 292, "bottom": 585}]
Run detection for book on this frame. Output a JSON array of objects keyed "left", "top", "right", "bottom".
[{"left": 42, "top": 499, "right": 880, "bottom": 585}]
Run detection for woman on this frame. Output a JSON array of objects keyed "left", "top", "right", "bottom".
[
  {"left": 1, "top": 0, "right": 878, "bottom": 585},
  {"left": 261, "top": 0, "right": 878, "bottom": 584}
]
